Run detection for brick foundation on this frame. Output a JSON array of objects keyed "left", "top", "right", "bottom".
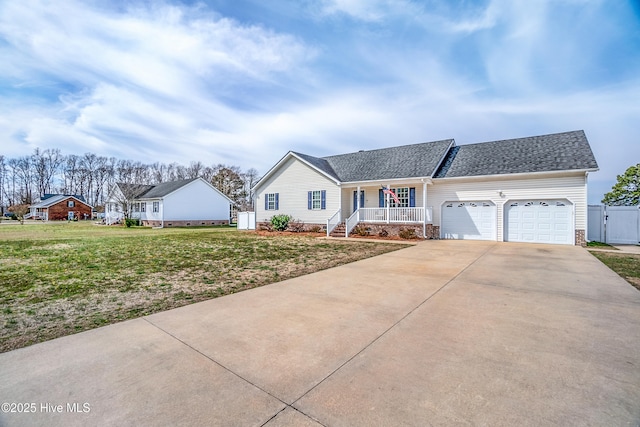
[
  {"left": 141, "top": 219, "right": 229, "bottom": 227},
  {"left": 351, "top": 223, "right": 439, "bottom": 239},
  {"left": 257, "top": 222, "right": 326, "bottom": 232},
  {"left": 575, "top": 229, "right": 586, "bottom": 246}
]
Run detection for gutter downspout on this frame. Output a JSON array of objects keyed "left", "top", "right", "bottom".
[{"left": 161, "top": 199, "right": 164, "bottom": 229}]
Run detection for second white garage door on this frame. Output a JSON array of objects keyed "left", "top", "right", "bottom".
[
  {"left": 442, "top": 201, "right": 496, "bottom": 240},
  {"left": 505, "top": 200, "right": 573, "bottom": 245}
]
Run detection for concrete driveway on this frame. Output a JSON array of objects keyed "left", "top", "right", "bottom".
[{"left": 1, "top": 240, "right": 639, "bottom": 426}]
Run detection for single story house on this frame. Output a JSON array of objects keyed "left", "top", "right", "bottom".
[
  {"left": 28, "top": 194, "right": 93, "bottom": 221},
  {"left": 253, "top": 130, "right": 599, "bottom": 245},
  {"left": 105, "top": 177, "right": 232, "bottom": 227}
]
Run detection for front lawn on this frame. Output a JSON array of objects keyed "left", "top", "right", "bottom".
[
  {"left": 590, "top": 251, "right": 640, "bottom": 291},
  {"left": 0, "top": 222, "right": 407, "bottom": 352}
]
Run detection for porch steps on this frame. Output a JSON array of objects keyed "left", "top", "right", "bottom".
[{"left": 329, "top": 222, "right": 347, "bottom": 238}]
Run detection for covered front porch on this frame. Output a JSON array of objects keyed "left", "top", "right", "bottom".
[{"left": 327, "top": 180, "right": 435, "bottom": 238}]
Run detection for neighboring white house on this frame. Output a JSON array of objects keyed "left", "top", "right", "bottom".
[
  {"left": 105, "top": 177, "right": 232, "bottom": 227},
  {"left": 253, "top": 130, "right": 599, "bottom": 245}
]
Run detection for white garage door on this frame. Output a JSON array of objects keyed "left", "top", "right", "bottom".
[
  {"left": 505, "top": 200, "right": 573, "bottom": 245},
  {"left": 442, "top": 201, "right": 496, "bottom": 240}
]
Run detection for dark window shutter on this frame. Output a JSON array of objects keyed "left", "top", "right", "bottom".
[
  {"left": 265, "top": 194, "right": 268, "bottom": 210},
  {"left": 409, "top": 188, "right": 416, "bottom": 207},
  {"left": 353, "top": 191, "right": 357, "bottom": 212},
  {"left": 379, "top": 189, "right": 384, "bottom": 207},
  {"left": 360, "top": 191, "right": 365, "bottom": 208},
  {"left": 275, "top": 193, "right": 279, "bottom": 210},
  {"left": 321, "top": 190, "right": 326, "bottom": 210},
  {"left": 308, "top": 191, "right": 312, "bottom": 210}
]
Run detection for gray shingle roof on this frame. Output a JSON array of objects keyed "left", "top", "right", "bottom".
[
  {"left": 117, "top": 178, "right": 198, "bottom": 199},
  {"left": 30, "top": 194, "right": 92, "bottom": 208},
  {"left": 433, "top": 130, "right": 598, "bottom": 178},
  {"left": 293, "top": 152, "right": 340, "bottom": 181},
  {"left": 296, "top": 139, "right": 454, "bottom": 182},
  {"left": 117, "top": 183, "right": 154, "bottom": 199},
  {"left": 140, "top": 178, "right": 199, "bottom": 198}
]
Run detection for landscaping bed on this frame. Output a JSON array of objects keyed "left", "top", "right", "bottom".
[{"left": 0, "top": 222, "right": 408, "bottom": 352}]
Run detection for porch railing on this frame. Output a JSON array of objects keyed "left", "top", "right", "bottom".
[
  {"left": 358, "top": 207, "right": 432, "bottom": 223},
  {"left": 345, "top": 210, "right": 360, "bottom": 237},
  {"left": 326, "top": 209, "right": 341, "bottom": 237}
]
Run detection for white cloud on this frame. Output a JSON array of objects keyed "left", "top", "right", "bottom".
[{"left": 0, "top": 0, "right": 315, "bottom": 164}]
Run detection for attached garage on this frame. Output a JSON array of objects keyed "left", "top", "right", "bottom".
[
  {"left": 504, "top": 200, "right": 573, "bottom": 245},
  {"left": 441, "top": 201, "right": 496, "bottom": 240}
]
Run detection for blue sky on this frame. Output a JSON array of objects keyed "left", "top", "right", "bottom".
[{"left": 1, "top": 0, "right": 639, "bottom": 203}]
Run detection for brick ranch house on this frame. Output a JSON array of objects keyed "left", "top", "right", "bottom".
[
  {"left": 253, "top": 130, "right": 599, "bottom": 245},
  {"left": 28, "top": 194, "right": 93, "bottom": 221}
]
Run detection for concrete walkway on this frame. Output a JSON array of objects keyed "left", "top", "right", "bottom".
[
  {"left": 613, "top": 244, "right": 640, "bottom": 254},
  {"left": 1, "top": 241, "right": 639, "bottom": 426}
]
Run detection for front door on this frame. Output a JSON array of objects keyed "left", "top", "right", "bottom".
[
  {"left": 353, "top": 190, "right": 365, "bottom": 213},
  {"left": 68, "top": 211, "right": 74, "bottom": 220}
]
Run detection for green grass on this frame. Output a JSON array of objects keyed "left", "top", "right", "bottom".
[
  {"left": 590, "top": 251, "right": 640, "bottom": 291},
  {"left": 586, "top": 241, "right": 617, "bottom": 249},
  {"left": 0, "top": 222, "right": 407, "bottom": 352}
]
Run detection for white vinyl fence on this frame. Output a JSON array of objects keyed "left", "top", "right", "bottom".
[
  {"left": 237, "top": 211, "right": 256, "bottom": 230},
  {"left": 588, "top": 205, "right": 640, "bottom": 244}
]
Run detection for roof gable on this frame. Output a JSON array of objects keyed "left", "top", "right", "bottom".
[
  {"left": 322, "top": 139, "right": 454, "bottom": 182},
  {"left": 138, "top": 178, "right": 199, "bottom": 199},
  {"left": 292, "top": 152, "right": 341, "bottom": 182},
  {"left": 30, "top": 195, "right": 93, "bottom": 209},
  {"left": 434, "top": 130, "right": 598, "bottom": 178},
  {"left": 117, "top": 178, "right": 233, "bottom": 204},
  {"left": 116, "top": 178, "right": 198, "bottom": 199},
  {"left": 255, "top": 130, "right": 598, "bottom": 189}
]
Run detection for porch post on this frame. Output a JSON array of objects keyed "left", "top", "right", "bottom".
[
  {"left": 386, "top": 183, "right": 390, "bottom": 224},
  {"left": 423, "top": 180, "right": 427, "bottom": 238},
  {"left": 356, "top": 185, "right": 361, "bottom": 221}
]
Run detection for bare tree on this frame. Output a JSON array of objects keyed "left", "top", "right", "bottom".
[
  {"left": 0, "top": 155, "right": 5, "bottom": 212},
  {"left": 186, "top": 161, "right": 204, "bottom": 179},
  {"left": 106, "top": 182, "right": 150, "bottom": 223},
  {"left": 62, "top": 155, "right": 81, "bottom": 196},
  {"left": 210, "top": 164, "right": 246, "bottom": 205},
  {"left": 150, "top": 162, "right": 166, "bottom": 184},
  {"left": 131, "top": 161, "right": 151, "bottom": 184},
  {"left": 242, "top": 168, "right": 260, "bottom": 210},
  {"left": 13, "top": 156, "right": 34, "bottom": 204},
  {"left": 91, "top": 156, "right": 114, "bottom": 207},
  {"left": 32, "top": 148, "right": 63, "bottom": 198},
  {"left": 8, "top": 204, "right": 29, "bottom": 225}
]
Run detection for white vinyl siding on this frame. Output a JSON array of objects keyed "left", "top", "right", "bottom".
[
  {"left": 255, "top": 157, "right": 340, "bottom": 224},
  {"left": 161, "top": 179, "right": 231, "bottom": 221},
  {"left": 430, "top": 173, "right": 587, "bottom": 243}
]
